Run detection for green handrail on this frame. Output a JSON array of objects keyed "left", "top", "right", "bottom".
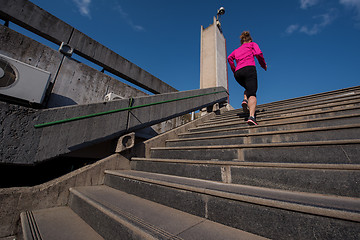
[{"left": 34, "top": 90, "right": 227, "bottom": 128}]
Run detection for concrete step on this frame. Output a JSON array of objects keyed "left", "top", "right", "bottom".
[
  {"left": 104, "top": 170, "right": 360, "bottom": 240},
  {"left": 202, "top": 98, "right": 360, "bottom": 125},
  {"left": 204, "top": 96, "right": 360, "bottom": 125},
  {"left": 68, "top": 185, "right": 266, "bottom": 240},
  {"left": 166, "top": 124, "right": 360, "bottom": 147},
  {"left": 150, "top": 139, "right": 360, "bottom": 164},
  {"left": 254, "top": 85, "right": 360, "bottom": 110},
  {"left": 214, "top": 87, "right": 360, "bottom": 116},
  {"left": 20, "top": 207, "right": 103, "bottom": 240},
  {"left": 190, "top": 107, "right": 360, "bottom": 133},
  {"left": 131, "top": 158, "right": 360, "bottom": 198},
  {"left": 180, "top": 113, "right": 360, "bottom": 139},
  {"left": 257, "top": 92, "right": 360, "bottom": 113}
]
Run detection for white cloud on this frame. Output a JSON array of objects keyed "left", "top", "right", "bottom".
[
  {"left": 285, "top": 9, "right": 337, "bottom": 35},
  {"left": 285, "top": 24, "right": 300, "bottom": 34},
  {"left": 115, "top": 5, "right": 145, "bottom": 32},
  {"left": 300, "top": 10, "right": 337, "bottom": 35},
  {"left": 300, "top": 0, "right": 320, "bottom": 9},
  {"left": 73, "top": 0, "right": 91, "bottom": 18},
  {"left": 339, "top": 0, "right": 360, "bottom": 20}
]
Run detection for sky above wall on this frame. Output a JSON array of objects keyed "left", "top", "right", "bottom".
[{"left": 12, "top": 0, "right": 360, "bottom": 108}]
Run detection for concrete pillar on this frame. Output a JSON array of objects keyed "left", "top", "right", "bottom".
[{"left": 200, "top": 17, "right": 228, "bottom": 92}]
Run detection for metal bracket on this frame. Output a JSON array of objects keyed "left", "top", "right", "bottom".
[{"left": 59, "top": 42, "right": 73, "bottom": 57}]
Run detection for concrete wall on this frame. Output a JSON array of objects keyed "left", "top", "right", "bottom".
[
  {"left": 0, "top": 106, "right": 231, "bottom": 239},
  {"left": 0, "top": 154, "right": 131, "bottom": 239},
  {"left": 200, "top": 23, "right": 216, "bottom": 89},
  {"left": 0, "top": 0, "right": 177, "bottom": 107},
  {"left": 0, "top": 87, "right": 228, "bottom": 165},
  {"left": 215, "top": 23, "right": 228, "bottom": 91},
  {"left": 0, "top": 25, "right": 148, "bottom": 108},
  {"left": 48, "top": 56, "right": 148, "bottom": 107},
  {"left": 200, "top": 17, "right": 228, "bottom": 91}
]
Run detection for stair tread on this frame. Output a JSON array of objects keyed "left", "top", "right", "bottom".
[
  {"left": 105, "top": 170, "right": 360, "bottom": 222},
  {"left": 207, "top": 95, "right": 360, "bottom": 121},
  {"left": 21, "top": 207, "right": 103, "bottom": 240},
  {"left": 152, "top": 139, "right": 360, "bottom": 150},
  {"left": 224, "top": 89, "right": 360, "bottom": 113},
  {"left": 168, "top": 123, "right": 360, "bottom": 143},
  {"left": 188, "top": 112, "right": 360, "bottom": 133},
  {"left": 195, "top": 106, "right": 360, "bottom": 130},
  {"left": 71, "top": 185, "right": 267, "bottom": 240},
  {"left": 244, "top": 86, "right": 360, "bottom": 108},
  {"left": 131, "top": 157, "right": 360, "bottom": 170}
]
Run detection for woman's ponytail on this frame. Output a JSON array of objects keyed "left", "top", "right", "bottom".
[{"left": 240, "top": 31, "right": 253, "bottom": 44}]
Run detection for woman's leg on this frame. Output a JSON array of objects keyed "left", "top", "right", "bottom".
[{"left": 248, "top": 95, "right": 257, "bottom": 117}]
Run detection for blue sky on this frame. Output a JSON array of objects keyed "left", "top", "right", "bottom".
[{"left": 10, "top": 0, "right": 360, "bottom": 109}]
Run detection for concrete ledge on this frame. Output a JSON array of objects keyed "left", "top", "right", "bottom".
[
  {"left": 0, "top": 154, "right": 130, "bottom": 238},
  {"left": 0, "top": 0, "right": 73, "bottom": 45}
]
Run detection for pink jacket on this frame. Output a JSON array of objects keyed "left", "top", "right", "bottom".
[{"left": 227, "top": 42, "right": 267, "bottom": 73}]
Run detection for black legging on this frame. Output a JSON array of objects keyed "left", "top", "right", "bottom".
[{"left": 234, "top": 66, "right": 258, "bottom": 98}]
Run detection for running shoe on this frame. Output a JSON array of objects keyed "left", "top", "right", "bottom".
[
  {"left": 241, "top": 100, "right": 249, "bottom": 113},
  {"left": 247, "top": 116, "right": 258, "bottom": 126}
]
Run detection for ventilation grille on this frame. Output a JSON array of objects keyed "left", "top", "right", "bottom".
[{"left": 0, "top": 58, "right": 17, "bottom": 88}]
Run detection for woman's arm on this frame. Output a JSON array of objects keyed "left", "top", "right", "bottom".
[
  {"left": 252, "top": 43, "right": 267, "bottom": 70},
  {"left": 227, "top": 52, "right": 236, "bottom": 73}
]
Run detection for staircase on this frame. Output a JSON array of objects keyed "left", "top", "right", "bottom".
[{"left": 21, "top": 86, "right": 360, "bottom": 240}]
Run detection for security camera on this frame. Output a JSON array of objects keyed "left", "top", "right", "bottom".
[{"left": 217, "top": 7, "right": 225, "bottom": 15}]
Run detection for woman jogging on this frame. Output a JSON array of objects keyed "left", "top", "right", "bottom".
[{"left": 227, "top": 31, "right": 267, "bottom": 126}]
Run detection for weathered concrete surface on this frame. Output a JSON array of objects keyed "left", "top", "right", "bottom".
[
  {"left": 68, "top": 185, "right": 267, "bottom": 240},
  {"left": 0, "top": 0, "right": 177, "bottom": 94},
  {"left": 0, "top": 87, "right": 228, "bottom": 165},
  {"left": 0, "top": 24, "right": 148, "bottom": 107},
  {"left": 21, "top": 207, "right": 104, "bottom": 240},
  {"left": 0, "top": 24, "right": 63, "bottom": 85},
  {"left": 105, "top": 170, "right": 360, "bottom": 240},
  {"left": 130, "top": 106, "right": 229, "bottom": 158},
  {"left": 0, "top": 0, "right": 73, "bottom": 45},
  {"left": 200, "top": 17, "right": 228, "bottom": 91},
  {"left": 0, "top": 154, "right": 130, "bottom": 239},
  {"left": 69, "top": 29, "right": 177, "bottom": 94},
  {"left": 48, "top": 56, "right": 148, "bottom": 107},
  {"left": 0, "top": 102, "right": 40, "bottom": 164}
]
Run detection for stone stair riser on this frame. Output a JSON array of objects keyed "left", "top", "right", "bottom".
[
  {"left": 167, "top": 127, "right": 360, "bottom": 147},
  {"left": 150, "top": 144, "right": 360, "bottom": 164},
  {"left": 180, "top": 115, "right": 360, "bottom": 139},
  {"left": 191, "top": 109, "right": 360, "bottom": 133},
  {"left": 104, "top": 173, "right": 360, "bottom": 240},
  {"left": 131, "top": 161, "right": 360, "bottom": 198},
  {"left": 236, "top": 88, "right": 360, "bottom": 112},
  {"left": 206, "top": 97, "right": 360, "bottom": 124}
]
